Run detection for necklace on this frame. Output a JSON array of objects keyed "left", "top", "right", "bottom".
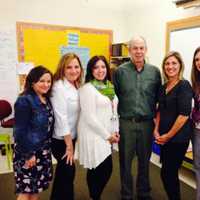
[{"left": 165, "top": 79, "right": 180, "bottom": 94}]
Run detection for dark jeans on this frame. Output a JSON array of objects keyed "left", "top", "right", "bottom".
[
  {"left": 160, "top": 142, "right": 189, "bottom": 200},
  {"left": 119, "top": 119, "right": 154, "bottom": 200},
  {"left": 193, "top": 129, "right": 200, "bottom": 200},
  {"left": 50, "top": 138, "right": 75, "bottom": 200},
  {"left": 87, "top": 155, "right": 113, "bottom": 200}
]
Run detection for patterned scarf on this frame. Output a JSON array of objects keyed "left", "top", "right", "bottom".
[{"left": 90, "top": 79, "right": 115, "bottom": 101}]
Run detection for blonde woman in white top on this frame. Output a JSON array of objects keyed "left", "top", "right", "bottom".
[
  {"left": 50, "top": 53, "right": 83, "bottom": 200},
  {"left": 76, "top": 55, "right": 120, "bottom": 200}
]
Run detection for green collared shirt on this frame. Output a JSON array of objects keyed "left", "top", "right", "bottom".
[{"left": 113, "top": 61, "right": 161, "bottom": 119}]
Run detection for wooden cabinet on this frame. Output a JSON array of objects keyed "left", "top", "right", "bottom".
[
  {"left": 110, "top": 43, "right": 130, "bottom": 68},
  {"left": 110, "top": 56, "right": 130, "bottom": 68}
]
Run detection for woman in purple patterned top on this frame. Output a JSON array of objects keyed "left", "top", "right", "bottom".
[{"left": 191, "top": 46, "right": 200, "bottom": 200}]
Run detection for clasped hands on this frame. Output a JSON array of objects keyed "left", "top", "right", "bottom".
[
  {"left": 154, "top": 130, "right": 171, "bottom": 145},
  {"left": 24, "top": 155, "right": 36, "bottom": 169},
  {"left": 108, "top": 132, "right": 120, "bottom": 144}
]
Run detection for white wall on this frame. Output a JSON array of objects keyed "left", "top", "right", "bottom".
[
  {"left": 16, "top": 0, "right": 128, "bottom": 43},
  {"left": 1, "top": 0, "right": 200, "bottom": 100},
  {"left": 124, "top": 0, "right": 200, "bottom": 69},
  {"left": 0, "top": 0, "right": 16, "bottom": 26},
  {"left": 2, "top": 0, "right": 200, "bottom": 67}
]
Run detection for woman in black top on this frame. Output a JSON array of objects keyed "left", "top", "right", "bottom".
[{"left": 153, "top": 51, "right": 193, "bottom": 200}]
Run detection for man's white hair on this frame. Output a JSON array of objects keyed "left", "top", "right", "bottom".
[{"left": 128, "top": 35, "right": 147, "bottom": 49}]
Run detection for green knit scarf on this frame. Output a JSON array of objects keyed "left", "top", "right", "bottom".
[{"left": 90, "top": 79, "right": 115, "bottom": 101}]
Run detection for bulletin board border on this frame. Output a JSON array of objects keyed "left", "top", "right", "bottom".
[{"left": 16, "top": 21, "right": 113, "bottom": 62}]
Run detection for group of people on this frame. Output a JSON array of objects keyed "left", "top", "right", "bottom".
[{"left": 12, "top": 35, "right": 200, "bottom": 200}]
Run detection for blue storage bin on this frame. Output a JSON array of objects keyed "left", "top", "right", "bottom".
[{"left": 152, "top": 141, "right": 160, "bottom": 155}]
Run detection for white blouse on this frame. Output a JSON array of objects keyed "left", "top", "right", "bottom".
[
  {"left": 75, "top": 82, "right": 119, "bottom": 169},
  {"left": 51, "top": 79, "right": 80, "bottom": 140}
]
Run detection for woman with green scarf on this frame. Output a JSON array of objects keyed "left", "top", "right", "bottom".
[{"left": 76, "top": 55, "right": 120, "bottom": 200}]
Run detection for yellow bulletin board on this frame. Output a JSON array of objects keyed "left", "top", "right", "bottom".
[{"left": 16, "top": 22, "right": 113, "bottom": 73}]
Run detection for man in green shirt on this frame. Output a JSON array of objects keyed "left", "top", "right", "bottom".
[{"left": 113, "top": 36, "right": 161, "bottom": 200}]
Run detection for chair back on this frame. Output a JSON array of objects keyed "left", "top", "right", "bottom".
[{"left": 0, "top": 100, "right": 12, "bottom": 121}]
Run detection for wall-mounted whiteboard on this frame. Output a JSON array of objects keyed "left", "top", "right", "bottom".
[
  {"left": 166, "top": 15, "right": 200, "bottom": 82},
  {"left": 0, "top": 25, "right": 18, "bottom": 106}
]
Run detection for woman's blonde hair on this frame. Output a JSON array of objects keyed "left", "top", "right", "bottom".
[
  {"left": 162, "top": 51, "right": 184, "bottom": 82},
  {"left": 53, "top": 53, "right": 83, "bottom": 87}
]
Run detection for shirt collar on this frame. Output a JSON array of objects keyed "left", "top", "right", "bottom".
[
  {"left": 63, "top": 78, "right": 76, "bottom": 89},
  {"left": 129, "top": 60, "right": 146, "bottom": 73},
  {"left": 29, "top": 91, "right": 44, "bottom": 106}
]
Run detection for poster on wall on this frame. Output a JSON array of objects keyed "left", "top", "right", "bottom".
[{"left": 16, "top": 22, "right": 112, "bottom": 74}]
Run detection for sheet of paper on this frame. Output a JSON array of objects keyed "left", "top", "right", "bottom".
[{"left": 16, "top": 62, "right": 34, "bottom": 75}]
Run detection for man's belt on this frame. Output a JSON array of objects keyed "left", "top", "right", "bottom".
[{"left": 121, "top": 116, "right": 152, "bottom": 123}]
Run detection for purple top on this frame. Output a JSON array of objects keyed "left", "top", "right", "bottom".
[{"left": 192, "top": 94, "right": 200, "bottom": 123}]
